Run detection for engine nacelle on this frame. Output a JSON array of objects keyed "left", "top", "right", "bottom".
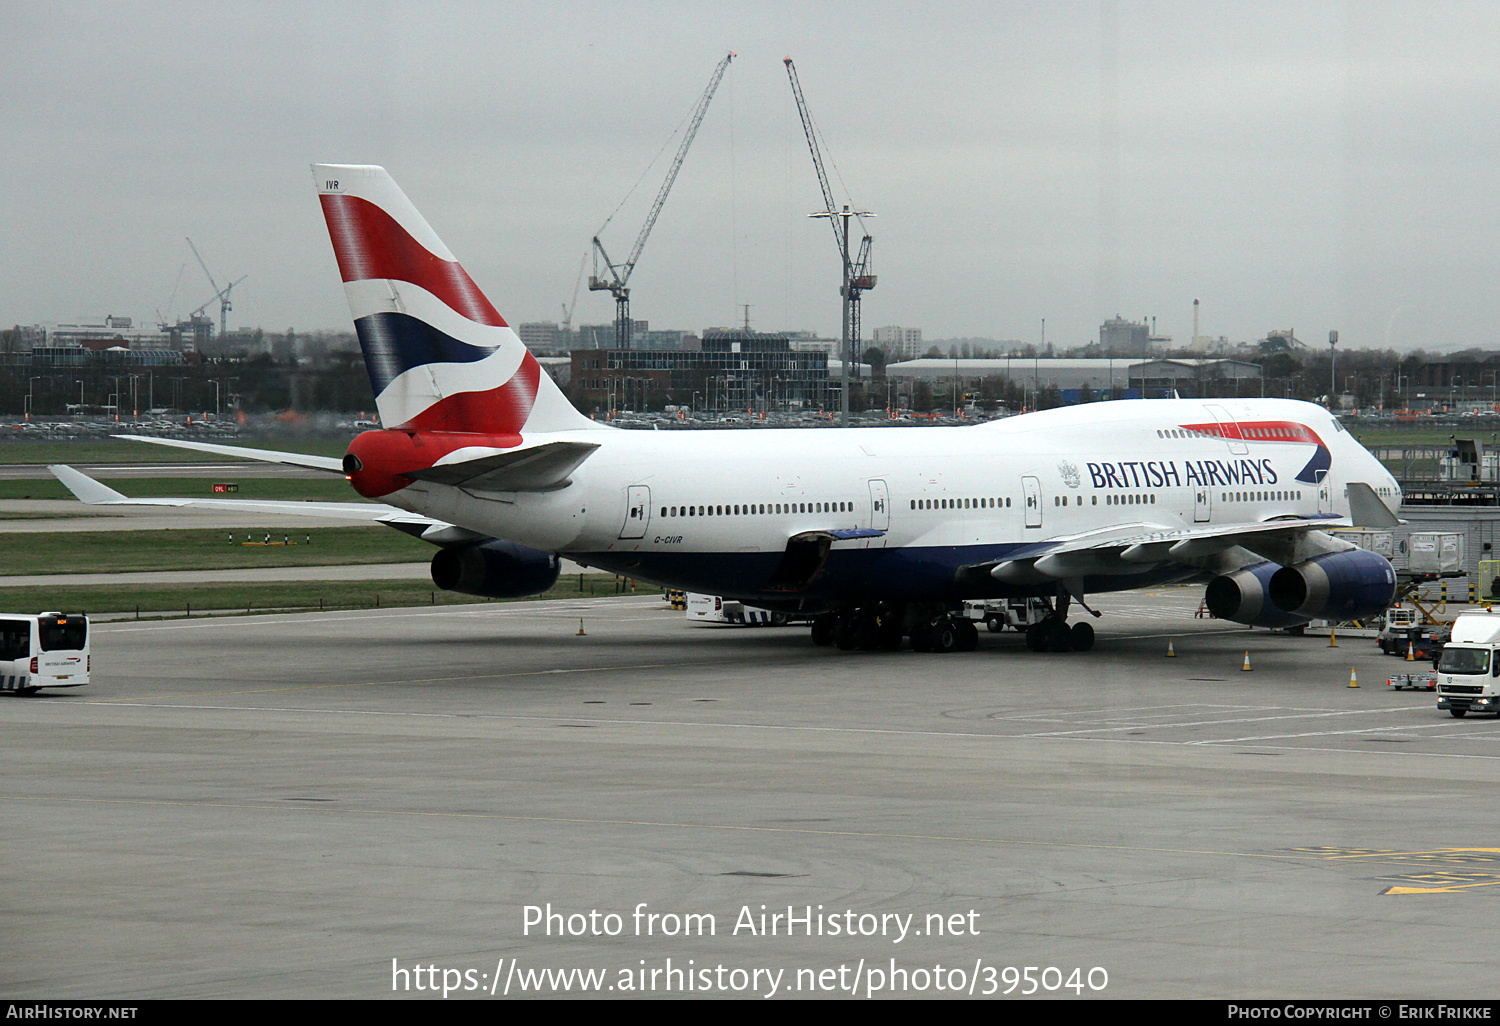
[
  {"left": 1268, "top": 549, "right": 1396, "bottom": 621},
  {"left": 430, "top": 540, "right": 560, "bottom": 599},
  {"left": 1204, "top": 562, "right": 1311, "bottom": 628}
]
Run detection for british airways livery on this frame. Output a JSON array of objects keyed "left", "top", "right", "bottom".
[{"left": 51, "top": 164, "right": 1404, "bottom": 654}]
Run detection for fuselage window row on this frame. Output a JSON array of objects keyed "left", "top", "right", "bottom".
[
  {"left": 1219, "top": 490, "right": 1303, "bottom": 503},
  {"left": 659, "top": 501, "right": 860, "bottom": 518},
  {"left": 907, "top": 497, "right": 1013, "bottom": 511}
]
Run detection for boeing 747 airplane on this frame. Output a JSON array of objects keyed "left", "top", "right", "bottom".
[{"left": 52, "top": 164, "right": 1404, "bottom": 654}]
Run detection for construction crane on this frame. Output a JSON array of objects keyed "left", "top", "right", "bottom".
[
  {"left": 561, "top": 250, "right": 588, "bottom": 335},
  {"left": 589, "top": 51, "right": 734, "bottom": 350},
  {"left": 784, "top": 56, "right": 876, "bottom": 428},
  {"left": 186, "top": 237, "right": 243, "bottom": 339}
]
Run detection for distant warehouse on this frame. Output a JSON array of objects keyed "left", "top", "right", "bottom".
[
  {"left": 571, "top": 329, "right": 831, "bottom": 412},
  {"left": 883, "top": 357, "right": 1261, "bottom": 403}
]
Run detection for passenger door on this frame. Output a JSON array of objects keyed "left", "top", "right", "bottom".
[
  {"left": 867, "top": 479, "right": 890, "bottom": 548},
  {"left": 618, "top": 485, "right": 651, "bottom": 539},
  {"left": 1022, "top": 475, "right": 1042, "bottom": 529}
]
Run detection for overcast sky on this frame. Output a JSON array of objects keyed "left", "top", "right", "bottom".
[{"left": 4, "top": 1, "right": 1499, "bottom": 352}]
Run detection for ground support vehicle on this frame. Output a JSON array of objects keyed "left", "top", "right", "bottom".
[
  {"left": 0, "top": 613, "right": 90, "bottom": 695},
  {"left": 1434, "top": 612, "right": 1500, "bottom": 717},
  {"left": 964, "top": 597, "right": 1053, "bottom": 634},
  {"left": 686, "top": 594, "right": 791, "bottom": 626},
  {"left": 1377, "top": 607, "right": 1447, "bottom": 659},
  {"left": 1387, "top": 671, "right": 1437, "bottom": 691}
]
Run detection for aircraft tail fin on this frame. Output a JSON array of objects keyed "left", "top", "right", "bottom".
[{"left": 311, "top": 164, "right": 595, "bottom": 436}]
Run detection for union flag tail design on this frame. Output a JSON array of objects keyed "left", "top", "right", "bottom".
[{"left": 312, "top": 164, "right": 593, "bottom": 435}]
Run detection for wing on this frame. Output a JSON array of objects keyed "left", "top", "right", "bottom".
[{"left": 984, "top": 516, "right": 1349, "bottom": 585}]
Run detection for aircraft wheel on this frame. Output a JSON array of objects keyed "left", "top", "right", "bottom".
[
  {"left": 834, "top": 615, "right": 859, "bottom": 651},
  {"left": 1451, "top": 708, "right": 1468, "bottom": 718},
  {"left": 956, "top": 619, "right": 979, "bottom": 652},
  {"left": 1046, "top": 621, "right": 1074, "bottom": 653},
  {"left": 856, "top": 613, "right": 882, "bottom": 651},
  {"left": 1025, "top": 624, "right": 1048, "bottom": 652},
  {"left": 1070, "top": 621, "right": 1095, "bottom": 652},
  {"left": 929, "top": 618, "right": 959, "bottom": 654},
  {"left": 811, "top": 615, "right": 835, "bottom": 647}
]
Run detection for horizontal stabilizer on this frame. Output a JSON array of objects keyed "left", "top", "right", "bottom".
[
  {"left": 401, "top": 440, "right": 600, "bottom": 492},
  {"left": 48, "top": 464, "right": 413, "bottom": 522},
  {"left": 112, "top": 434, "right": 345, "bottom": 472}
]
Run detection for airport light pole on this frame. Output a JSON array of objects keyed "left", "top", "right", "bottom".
[{"left": 1328, "top": 330, "right": 1338, "bottom": 408}]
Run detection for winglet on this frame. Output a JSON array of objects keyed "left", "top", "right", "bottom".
[
  {"left": 1347, "top": 481, "right": 1402, "bottom": 528},
  {"left": 48, "top": 465, "right": 129, "bottom": 504}
]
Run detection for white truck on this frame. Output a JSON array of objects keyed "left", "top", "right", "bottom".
[
  {"left": 963, "top": 597, "right": 1053, "bottom": 633},
  {"left": 1434, "top": 611, "right": 1500, "bottom": 717},
  {"left": 685, "top": 593, "right": 791, "bottom": 626}
]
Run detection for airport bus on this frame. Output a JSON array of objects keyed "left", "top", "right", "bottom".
[{"left": 0, "top": 613, "right": 90, "bottom": 695}]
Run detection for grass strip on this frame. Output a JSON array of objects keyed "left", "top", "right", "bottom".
[
  {"left": 0, "top": 477, "right": 372, "bottom": 502},
  {"left": 0, "top": 526, "right": 432, "bottom": 576},
  {"left": 0, "top": 575, "right": 663, "bottom": 618}
]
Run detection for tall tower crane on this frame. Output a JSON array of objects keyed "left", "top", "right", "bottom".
[
  {"left": 589, "top": 51, "right": 734, "bottom": 350},
  {"left": 186, "top": 237, "right": 243, "bottom": 339},
  {"left": 784, "top": 56, "right": 876, "bottom": 427}
]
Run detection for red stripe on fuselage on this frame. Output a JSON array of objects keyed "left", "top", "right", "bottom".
[
  {"left": 319, "top": 193, "right": 506, "bottom": 327},
  {"left": 1178, "top": 420, "right": 1325, "bottom": 446}
]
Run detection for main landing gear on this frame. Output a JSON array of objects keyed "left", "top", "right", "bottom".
[
  {"left": 812, "top": 605, "right": 906, "bottom": 652},
  {"left": 1021, "top": 590, "right": 1095, "bottom": 653},
  {"left": 1024, "top": 618, "right": 1095, "bottom": 653},
  {"left": 810, "top": 597, "right": 1094, "bottom": 654}
]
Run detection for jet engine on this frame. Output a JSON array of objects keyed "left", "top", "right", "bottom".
[
  {"left": 1268, "top": 549, "right": 1396, "bottom": 621},
  {"left": 1204, "top": 562, "right": 1311, "bottom": 628},
  {"left": 430, "top": 540, "right": 560, "bottom": 599}
]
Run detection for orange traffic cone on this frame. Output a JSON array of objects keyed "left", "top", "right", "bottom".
[
  {"left": 1329, "top": 629, "right": 1338, "bottom": 647},
  {"left": 577, "top": 618, "right": 587, "bottom": 636},
  {"left": 1242, "top": 651, "right": 1253, "bottom": 672},
  {"left": 1348, "top": 667, "right": 1359, "bottom": 688},
  {"left": 1406, "top": 640, "right": 1415, "bottom": 661},
  {"left": 1166, "top": 639, "right": 1176, "bottom": 657}
]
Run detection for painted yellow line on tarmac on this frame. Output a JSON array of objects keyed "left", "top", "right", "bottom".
[{"left": 1383, "top": 878, "right": 1500, "bottom": 894}]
